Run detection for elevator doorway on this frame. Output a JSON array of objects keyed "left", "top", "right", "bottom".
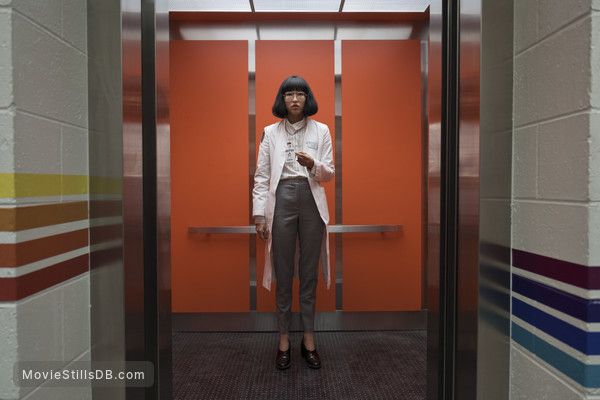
[
  {"left": 169, "top": 13, "right": 427, "bottom": 333},
  {"left": 124, "top": 0, "right": 487, "bottom": 398},
  {"left": 165, "top": 9, "right": 429, "bottom": 400}
]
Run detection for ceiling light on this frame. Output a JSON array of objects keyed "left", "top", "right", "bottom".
[
  {"left": 254, "top": 0, "right": 341, "bottom": 12},
  {"left": 342, "top": 0, "right": 430, "bottom": 12},
  {"left": 169, "top": 0, "right": 252, "bottom": 12}
]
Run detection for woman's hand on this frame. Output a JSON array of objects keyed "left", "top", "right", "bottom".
[
  {"left": 255, "top": 223, "right": 269, "bottom": 240},
  {"left": 295, "top": 152, "right": 314, "bottom": 169}
]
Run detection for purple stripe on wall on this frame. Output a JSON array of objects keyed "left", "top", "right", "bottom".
[{"left": 512, "top": 249, "right": 600, "bottom": 290}]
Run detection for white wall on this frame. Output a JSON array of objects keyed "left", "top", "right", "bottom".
[
  {"left": 511, "top": 1, "right": 600, "bottom": 399},
  {"left": 0, "top": 0, "right": 90, "bottom": 399}
]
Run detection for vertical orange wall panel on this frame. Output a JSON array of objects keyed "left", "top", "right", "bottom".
[
  {"left": 255, "top": 41, "right": 336, "bottom": 312},
  {"left": 170, "top": 41, "right": 249, "bottom": 312},
  {"left": 342, "top": 40, "right": 422, "bottom": 311}
]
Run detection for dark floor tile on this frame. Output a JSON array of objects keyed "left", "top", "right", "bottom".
[{"left": 172, "top": 331, "right": 426, "bottom": 400}]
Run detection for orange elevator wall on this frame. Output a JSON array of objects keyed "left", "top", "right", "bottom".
[
  {"left": 342, "top": 40, "right": 422, "bottom": 311},
  {"left": 255, "top": 41, "right": 336, "bottom": 312},
  {"left": 170, "top": 41, "right": 249, "bottom": 312}
]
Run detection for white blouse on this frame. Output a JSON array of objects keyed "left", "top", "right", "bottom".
[
  {"left": 254, "top": 117, "right": 317, "bottom": 224},
  {"left": 280, "top": 118, "right": 310, "bottom": 181}
]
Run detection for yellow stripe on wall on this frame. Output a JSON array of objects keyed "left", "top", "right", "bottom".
[
  {"left": 0, "top": 173, "right": 88, "bottom": 197},
  {"left": 0, "top": 173, "right": 122, "bottom": 198},
  {"left": 0, "top": 174, "right": 18, "bottom": 197},
  {"left": 90, "top": 176, "right": 122, "bottom": 195},
  {"left": 61, "top": 175, "right": 89, "bottom": 195}
]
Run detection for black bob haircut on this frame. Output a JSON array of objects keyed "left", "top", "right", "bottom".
[{"left": 272, "top": 75, "right": 318, "bottom": 118}]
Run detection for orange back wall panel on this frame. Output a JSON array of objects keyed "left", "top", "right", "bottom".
[
  {"left": 255, "top": 40, "right": 336, "bottom": 312},
  {"left": 342, "top": 40, "right": 422, "bottom": 311},
  {"left": 170, "top": 41, "right": 249, "bottom": 312}
]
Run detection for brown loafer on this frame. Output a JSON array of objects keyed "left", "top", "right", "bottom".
[
  {"left": 276, "top": 343, "right": 291, "bottom": 370},
  {"left": 301, "top": 339, "right": 321, "bottom": 369}
]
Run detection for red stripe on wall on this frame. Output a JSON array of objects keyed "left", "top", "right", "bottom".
[
  {"left": 0, "top": 255, "right": 89, "bottom": 301},
  {"left": 0, "top": 229, "right": 89, "bottom": 268}
]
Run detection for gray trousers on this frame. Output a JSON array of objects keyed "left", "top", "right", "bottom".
[{"left": 272, "top": 177, "right": 325, "bottom": 334}]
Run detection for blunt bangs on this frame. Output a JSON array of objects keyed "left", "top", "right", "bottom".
[
  {"left": 280, "top": 76, "right": 310, "bottom": 94},
  {"left": 272, "top": 75, "right": 319, "bottom": 118}
]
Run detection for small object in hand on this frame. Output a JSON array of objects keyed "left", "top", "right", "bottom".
[{"left": 295, "top": 152, "right": 314, "bottom": 168}]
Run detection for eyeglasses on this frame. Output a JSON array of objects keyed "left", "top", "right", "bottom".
[{"left": 283, "top": 91, "right": 307, "bottom": 100}]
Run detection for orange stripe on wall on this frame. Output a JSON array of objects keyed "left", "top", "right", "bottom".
[
  {"left": 255, "top": 40, "right": 336, "bottom": 312},
  {"left": 342, "top": 40, "right": 422, "bottom": 311},
  {"left": 0, "top": 202, "right": 88, "bottom": 231},
  {"left": 170, "top": 40, "right": 250, "bottom": 312}
]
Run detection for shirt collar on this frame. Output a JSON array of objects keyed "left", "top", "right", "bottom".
[{"left": 284, "top": 117, "right": 306, "bottom": 135}]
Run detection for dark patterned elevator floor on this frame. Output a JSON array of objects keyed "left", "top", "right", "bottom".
[{"left": 172, "top": 331, "right": 426, "bottom": 400}]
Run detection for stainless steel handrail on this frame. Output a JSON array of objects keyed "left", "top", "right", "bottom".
[{"left": 188, "top": 224, "right": 402, "bottom": 234}]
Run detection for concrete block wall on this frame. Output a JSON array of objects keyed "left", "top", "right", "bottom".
[
  {"left": 511, "top": 1, "right": 600, "bottom": 399},
  {"left": 0, "top": 1, "right": 91, "bottom": 399}
]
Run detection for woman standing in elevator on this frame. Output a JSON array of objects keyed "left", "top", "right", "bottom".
[{"left": 253, "top": 75, "right": 335, "bottom": 370}]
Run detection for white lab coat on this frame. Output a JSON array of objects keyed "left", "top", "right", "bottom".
[{"left": 252, "top": 118, "right": 335, "bottom": 291}]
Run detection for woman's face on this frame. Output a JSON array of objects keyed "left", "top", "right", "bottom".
[{"left": 283, "top": 90, "right": 306, "bottom": 119}]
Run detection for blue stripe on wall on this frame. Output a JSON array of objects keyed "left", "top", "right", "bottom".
[
  {"left": 512, "top": 323, "right": 600, "bottom": 388},
  {"left": 513, "top": 275, "right": 600, "bottom": 323},
  {"left": 512, "top": 298, "right": 600, "bottom": 355}
]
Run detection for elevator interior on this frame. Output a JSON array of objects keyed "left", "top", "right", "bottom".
[
  {"left": 111, "top": 0, "right": 514, "bottom": 398},
  {"left": 169, "top": 9, "right": 429, "bottom": 338}
]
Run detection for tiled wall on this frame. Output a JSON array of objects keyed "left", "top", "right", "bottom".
[
  {"left": 511, "top": 1, "right": 600, "bottom": 399},
  {"left": 0, "top": 1, "right": 91, "bottom": 399}
]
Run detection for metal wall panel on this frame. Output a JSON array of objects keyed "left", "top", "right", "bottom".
[
  {"left": 95, "top": 1, "right": 171, "bottom": 399},
  {"left": 141, "top": 0, "right": 172, "bottom": 398},
  {"left": 155, "top": 1, "right": 172, "bottom": 398},
  {"left": 428, "top": 1, "right": 509, "bottom": 399},
  {"left": 88, "top": 0, "right": 126, "bottom": 399},
  {"left": 477, "top": 0, "right": 513, "bottom": 399},
  {"left": 455, "top": 0, "right": 481, "bottom": 398},
  {"left": 122, "top": 1, "right": 146, "bottom": 398},
  {"left": 426, "top": 2, "right": 442, "bottom": 398}
]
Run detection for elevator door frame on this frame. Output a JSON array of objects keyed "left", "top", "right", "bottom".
[{"left": 136, "top": 2, "right": 478, "bottom": 400}]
